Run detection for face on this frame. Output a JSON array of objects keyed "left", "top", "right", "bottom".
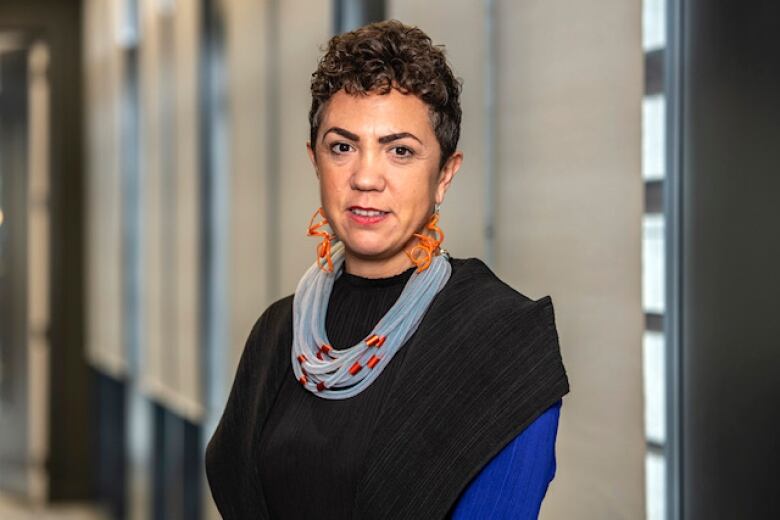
[{"left": 307, "top": 88, "right": 462, "bottom": 278}]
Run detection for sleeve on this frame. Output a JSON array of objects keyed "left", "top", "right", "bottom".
[{"left": 449, "top": 400, "right": 562, "bottom": 520}]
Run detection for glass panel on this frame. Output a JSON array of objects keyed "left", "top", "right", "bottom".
[
  {"left": 642, "top": 94, "right": 665, "bottom": 181},
  {"left": 645, "top": 451, "right": 667, "bottom": 520},
  {"left": 643, "top": 331, "right": 666, "bottom": 444},
  {"left": 643, "top": 0, "right": 666, "bottom": 51},
  {"left": 642, "top": 214, "right": 665, "bottom": 314},
  {"left": 204, "top": 0, "right": 231, "bottom": 423},
  {"left": 643, "top": 1, "right": 670, "bottom": 518},
  {"left": 118, "top": 0, "right": 140, "bottom": 48}
]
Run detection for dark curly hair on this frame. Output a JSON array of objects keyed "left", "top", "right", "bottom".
[{"left": 309, "top": 20, "right": 462, "bottom": 169}]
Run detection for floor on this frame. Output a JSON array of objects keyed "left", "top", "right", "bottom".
[{"left": 0, "top": 492, "right": 108, "bottom": 520}]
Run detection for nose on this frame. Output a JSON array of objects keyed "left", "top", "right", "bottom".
[{"left": 350, "top": 149, "right": 386, "bottom": 192}]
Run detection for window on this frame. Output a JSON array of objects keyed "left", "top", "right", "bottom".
[
  {"left": 333, "top": 0, "right": 385, "bottom": 34},
  {"left": 642, "top": 0, "right": 669, "bottom": 518}
]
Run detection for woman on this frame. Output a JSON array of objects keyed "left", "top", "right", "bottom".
[{"left": 206, "top": 20, "right": 569, "bottom": 519}]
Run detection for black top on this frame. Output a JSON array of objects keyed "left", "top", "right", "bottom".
[
  {"left": 205, "top": 257, "right": 569, "bottom": 520},
  {"left": 257, "top": 265, "right": 416, "bottom": 519}
]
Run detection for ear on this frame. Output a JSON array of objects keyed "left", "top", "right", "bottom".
[
  {"left": 306, "top": 141, "right": 319, "bottom": 178},
  {"left": 434, "top": 151, "right": 463, "bottom": 205}
]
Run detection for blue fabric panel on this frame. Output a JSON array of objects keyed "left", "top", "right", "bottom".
[{"left": 451, "top": 400, "right": 562, "bottom": 520}]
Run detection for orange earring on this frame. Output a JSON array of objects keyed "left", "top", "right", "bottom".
[
  {"left": 307, "top": 207, "right": 335, "bottom": 272},
  {"left": 406, "top": 210, "right": 445, "bottom": 273}
]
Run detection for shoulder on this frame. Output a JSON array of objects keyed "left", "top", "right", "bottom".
[
  {"left": 446, "top": 257, "right": 557, "bottom": 333},
  {"left": 234, "top": 294, "right": 294, "bottom": 367},
  {"left": 448, "top": 257, "right": 535, "bottom": 305},
  {"left": 249, "top": 294, "right": 294, "bottom": 337},
  {"left": 258, "top": 294, "right": 295, "bottom": 332}
]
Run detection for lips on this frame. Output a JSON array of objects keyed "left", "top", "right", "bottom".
[
  {"left": 350, "top": 206, "right": 388, "bottom": 217},
  {"left": 347, "top": 206, "right": 389, "bottom": 225}
]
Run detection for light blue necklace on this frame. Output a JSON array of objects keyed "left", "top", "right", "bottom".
[{"left": 291, "top": 240, "right": 451, "bottom": 399}]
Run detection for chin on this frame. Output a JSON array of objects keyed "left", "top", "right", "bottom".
[
  {"left": 343, "top": 242, "right": 389, "bottom": 260},
  {"left": 340, "top": 235, "right": 394, "bottom": 260}
]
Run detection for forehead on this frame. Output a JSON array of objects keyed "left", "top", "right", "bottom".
[{"left": 320, "top": 88, "right": 435, "bottom": 138}]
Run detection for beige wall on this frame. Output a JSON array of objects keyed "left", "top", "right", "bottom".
[
  {"left": 138, "top": 0, "right": 202, "bottom": 421},
  {"left": 85, "top": 0, "right": 204, "bottom": 419},
  {"left": 221, "top": 0, "right": 330, "bottom": 374},
  {"left": 495, "top": 2, "right": 645, "bottom": 517},
  {"left": 387, "top": 1, "right": 488, "bottom": 259},
  {"left": 275, "top": 0, "right": 332, "bottom": 299},
  {"left": 223, "top": 1, "right": 645, "bottom": 514},
  {"left": 211, "top": 3, "right": 330, "bottom": 517},
  {"left": 392, "top": 1, "right": 645, "bottom": 518},
  {"left": 84, "top": 0, "right": 643, "bottom": 517},
  {"left": 84, "top": 0, "right": 124, "bottom": 378},
  {"left": 221, "top": 0, "right": 273, "bottom": 381}
]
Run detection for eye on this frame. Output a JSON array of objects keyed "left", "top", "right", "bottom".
[
  {"left": 330, "top": 142, "right": 354, "bottom": 154},
  {"left": 392, "top": 146, "right": 414, "bottom": 158}
]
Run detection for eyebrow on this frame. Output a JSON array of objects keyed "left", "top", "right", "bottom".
[
  {"left": 378, "top": 132, "right": 422, "bottom": 145},
  {"left": 321, "top": 127, "right": 423, "bottom": 145},
  {"left": 322, "top": 127, "right": 359, "bottom": 142}
]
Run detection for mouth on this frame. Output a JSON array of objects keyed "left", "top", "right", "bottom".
[
  {"left": 347, "top": 206, "right": 390, "bottom": 225},
  {"left": 349, "top": 206, "right": 389, "bottom": 217}
]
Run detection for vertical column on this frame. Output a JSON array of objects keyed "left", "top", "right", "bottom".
[
  {"left": 26, "top": 39, "right": 51, "bottom": 507},
  {"left": 84, "top": 0, "right": 126, "bottom": 379},
  {"left": 679, "top": 1, "right": 780, "bottom": 517}
]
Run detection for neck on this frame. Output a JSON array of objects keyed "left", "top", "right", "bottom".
[{"left": 343, "top": 251, "right": 415, "bottom": 279}]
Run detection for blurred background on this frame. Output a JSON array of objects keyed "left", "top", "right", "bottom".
[{"left": 0, "top": 0, "right": 778, "bottom": 519}]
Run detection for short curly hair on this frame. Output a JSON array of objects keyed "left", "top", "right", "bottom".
[{"left": 309, "top": 19, "right": 462, "bottom": 169}]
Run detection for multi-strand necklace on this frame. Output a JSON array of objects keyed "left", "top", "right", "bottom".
[{"left": 291, "top": 240, "right": 452, "bottom": 399}]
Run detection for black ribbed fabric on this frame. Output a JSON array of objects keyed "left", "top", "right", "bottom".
[
  {"left": 257, "top": 265, "right": 416, "bottom": 519},
  {"left": 205, "top": 258, "right": 569, "bottom": 520}
]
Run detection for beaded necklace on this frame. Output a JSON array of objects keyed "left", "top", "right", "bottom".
[{"left": 291, "top": 240, "right": 452, "bottom": 399}]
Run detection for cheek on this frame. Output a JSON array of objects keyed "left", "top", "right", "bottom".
[
  {"left": 319, "top": 178, "right": 333, "bottom": 202},
  {"left": 319, "top": 176, "right": 349, "bottom": 227},
  {"left": 393, "top": 178, "right": 435, "bottom": 224},
  {"left": 414, "top": 169, "right": 440, "bottom": 203},
  {"left": 318, "top": 169, "right": 343, "bottom": 202}
]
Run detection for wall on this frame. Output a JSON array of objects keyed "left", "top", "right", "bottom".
[
  {"left": 220, "top": 0, "right": 331, "bottom": 375},
  {"left": 385, "top": 1, "right": 488, "bottom": 259},
  {"left": 81, "top": 0, "right": 645, "bottom": 517},
  {"left": 390, "top": 1, "right": 645, "bottom": 518}
]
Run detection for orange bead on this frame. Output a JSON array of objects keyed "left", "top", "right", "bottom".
[
  {"left": 349, "top": 362, "right": 363, "bottom": 376},
  {"left": 299, "top": 374, "right": 308, "bottom": 385},
  {"left": 376, "top": 335, "right": 386, "bottom": 347},
  {"left": 297, "top": 354, "right": 307, "bottom": 364},
  {"left": 367, "top": 355, "right": 380, "bottom": 369},
  {"left": 316, "top": 382, "right": 326, "bottom": 392},
  {"left": 365, "top": 335, "right": 379, "bottom": 347}
]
